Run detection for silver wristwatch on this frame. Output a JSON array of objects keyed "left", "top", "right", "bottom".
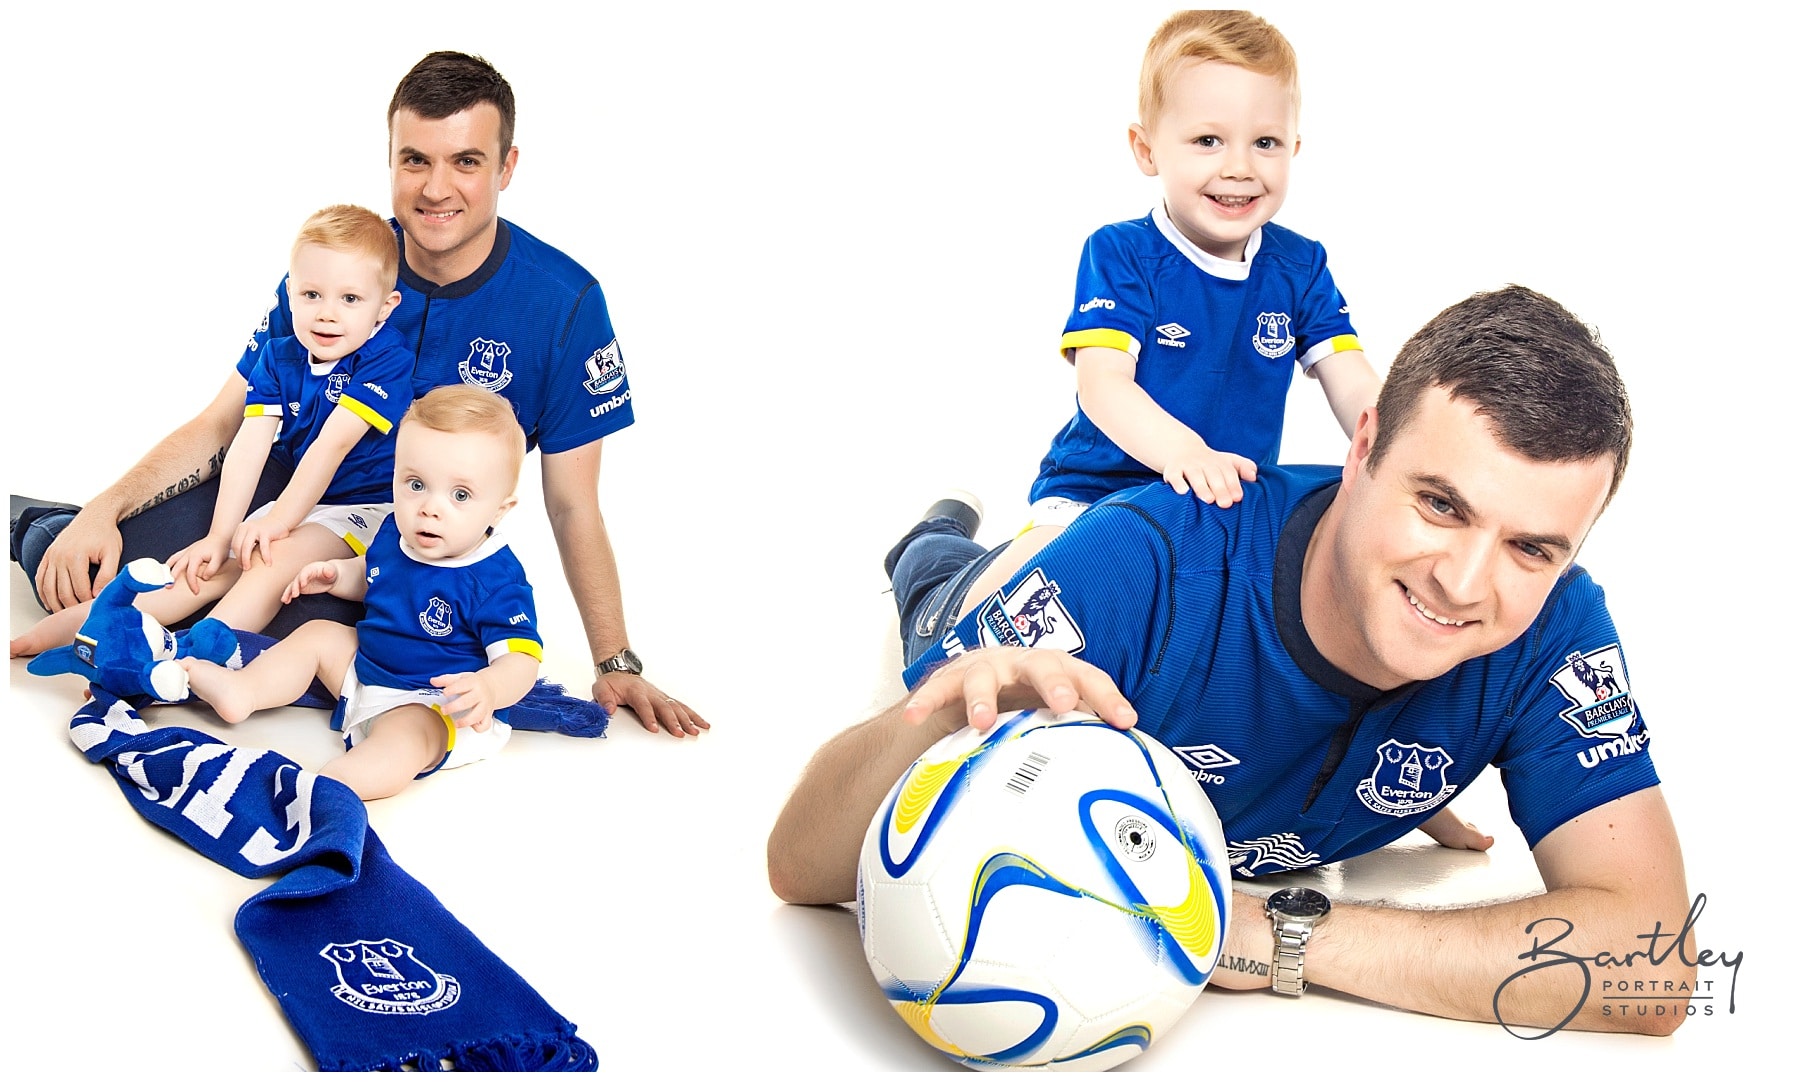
[
  {"left": 594, "top": 647, "right": 643, "bottom": 677},
  {"left": 1265, "top": 887, "right": 1331, "bottom": 996}
]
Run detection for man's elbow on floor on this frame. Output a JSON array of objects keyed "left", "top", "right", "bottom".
[{"left": 766, "top": 837, "right": 833, "bottom": 906}]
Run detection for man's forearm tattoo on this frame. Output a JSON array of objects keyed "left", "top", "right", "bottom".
[
  {"left": 1219, "top": 953, "right": 1270, "bottom": 977},
  {"left": 127, "top": 444, "right": 225, "bottom": 518}
]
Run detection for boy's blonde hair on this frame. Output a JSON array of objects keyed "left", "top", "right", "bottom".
[
  {"left": 292, "top": 204, "right": 400, "bottom": 291},
  {"left": 1139, "top": 10, "right": 1300, "bottom": 127},
  {"left": 401, "top": 385, "right": 527, "bottom": 485}
]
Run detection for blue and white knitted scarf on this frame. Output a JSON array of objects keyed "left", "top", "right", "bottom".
[{"left": 70, "top": 688, "right": 597, "bottom": 1072}]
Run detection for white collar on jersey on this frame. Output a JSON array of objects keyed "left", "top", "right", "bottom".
[
  {"left": 1151, "top": 203, "right": 1262, "bottom": 281},
  {"left": 397, "top": 528, "right": 509, "bottom": 569}
]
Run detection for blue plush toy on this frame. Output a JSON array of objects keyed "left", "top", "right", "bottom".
[{"left": 27, "top": 558, "right": 241, "bottom": 702}]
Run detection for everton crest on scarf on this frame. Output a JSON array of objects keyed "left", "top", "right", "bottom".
[{"left": 71, "top": 689, "right": 597, "bottom": 1072}]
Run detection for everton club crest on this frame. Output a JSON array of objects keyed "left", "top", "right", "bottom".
[
  {"left": 321, "top": 939, "right": 461, "bottom": 1016},
  {"left": 419, "top": 597, "right": 455, "bottom": 638},
  {"left": 1356, "top": 739, "right": 1458, "bottom": 817},
  {"left": 325, "top": 372, "right": 351, "bottom": 403},
  {"left": 972, "top": 569, "right": 1086, "bottom": 654},
  {"left": 1252, "top": 311, "right": 1295, "bottom": 358},
  {"left": 460, "top": 337, "right": 514, "bottom": 392},
  {"left": 1549, "top": 644, "right": 1638, "bottom": 738}
]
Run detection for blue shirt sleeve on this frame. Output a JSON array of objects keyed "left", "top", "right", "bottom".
[
  {"left": 336, "top": 329, "right": 415, "bottom": 437},
  {"left": 536, "top": 283, "right": 634, "bottom": 455},
  {"left": 474, "top": 561, "right": 543, "bottom": 663},
  {"left": 242, "top": 340, "right": 286, "bottom": 415},
  {"left": 236, "top": 276, "right": 295, "bottom": 383},
  {"left": 1292, "top": 245, "right": 1360, "bottom": 372},
  {"left": 1060, "top": 227, "right": 1152, "bottom": 361},
  {"left": 1493, "top": 574, "right": 1661, "bottom": 848}
]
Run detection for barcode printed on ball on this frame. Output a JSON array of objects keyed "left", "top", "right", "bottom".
[{"left": 1006, "top": 752, "right": 1051, "bottom": 794}]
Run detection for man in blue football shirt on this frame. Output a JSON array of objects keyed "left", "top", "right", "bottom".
[
  {"left": 12, "top": 52, "right": 705, "bottom": 737},
  {"left": 768, "top": 286, "right": 1693, "bottom": 1035}
]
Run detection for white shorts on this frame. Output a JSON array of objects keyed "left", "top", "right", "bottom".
[
  {"left": 1022, "top": 496, "right": 1091, "bottom": 533},
  {"left": 244, "top": 502, "right": 390, "bottom": 555},
  {"left": 333, "top": 663, "right": 513, "bottom": 778}
]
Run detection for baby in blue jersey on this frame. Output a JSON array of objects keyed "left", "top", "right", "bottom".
[
  {"left": 13, "top": 205, "right": 413, "bottom": 657},
  {"left": 182, "top": 386, "right": 542, "bottom": 801}
]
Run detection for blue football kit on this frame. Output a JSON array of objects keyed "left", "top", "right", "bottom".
[
  {"left": 241, "top": 322, "right": 414, "bottom": 505},
  {"left": 906, "top": 469, "right": 1659, "bottom": 876},
  {"left": 353, "top": 518, "right": 542, "bottom": 720},
  {"left": 240, "top": 219, "right": 634, "bottom": 454},
  {"left": 1033, "top": 207, "right": 1360, "bottom": 505}
]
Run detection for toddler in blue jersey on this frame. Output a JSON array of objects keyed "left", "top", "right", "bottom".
[
  {"left": 181, "top": 386, "right": 542, "bottom": 800},
  {"left": 969, "top": 10, "right": 1379, "bottom": 600},
  {"left": 12, "top": 205, "right": 413, "bottom": 657},
  {"left": 959, "top": 11, "right": 1488, "bottom": 850}
]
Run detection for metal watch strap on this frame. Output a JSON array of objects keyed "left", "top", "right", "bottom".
[
  {"left": 1269, "top": 917, "right": 1314, "bottom": 996},
  {"left": 594, "top": 647, "right": 642, "bottom": 677}
]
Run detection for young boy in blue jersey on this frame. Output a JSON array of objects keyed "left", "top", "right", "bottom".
[
  {"left": 12, "top": 205, "right": 412, "bottom": 659},
  {"left": 959, "top": 10, "right": 1380, "bottom": 601},
  {"left": 181, "top": 386, "right": 540, "bottom": 800}
]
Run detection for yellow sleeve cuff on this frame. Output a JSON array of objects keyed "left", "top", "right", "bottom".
[
  {"left": 336, "top": 395, "right": 392, "bottom": 434},
  {"left": 1060, "top": 328, "right": 1140, "bottom": 362}
]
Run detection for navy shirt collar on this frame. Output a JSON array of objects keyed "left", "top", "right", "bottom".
[
  {"left": 1273, "top": 482, "right": 1398, "bottom": 706},
  {"left": 396, "top": 219, "right": 512, "bottom": 300}
]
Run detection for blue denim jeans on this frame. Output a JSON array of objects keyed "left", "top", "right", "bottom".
[{"left": 887, "top": 517, "right": 1010, "bottom": 672}]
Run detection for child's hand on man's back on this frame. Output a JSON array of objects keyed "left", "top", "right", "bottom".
[{"left": 1162, "top": 447, "right": 1258, "bottom": 508}]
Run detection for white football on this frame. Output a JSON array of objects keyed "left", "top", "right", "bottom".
[{"left": 857, "top": 708, "right": 1231, "bottom": 1071}]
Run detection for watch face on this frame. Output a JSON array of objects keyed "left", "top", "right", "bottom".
[
  {"left": 1267, "top": 887, "right": 1331, "bottom": 920},
  {"left": 601, "top": 649, "right": 642, "bottom": 675}
]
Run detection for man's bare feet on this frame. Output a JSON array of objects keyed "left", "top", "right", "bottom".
[
  {"left": 178, "top": 657, "right": 255, "bottom": 724},
  {"left": 1418, "top": 807, "right": 1495, "bottom": 851}
]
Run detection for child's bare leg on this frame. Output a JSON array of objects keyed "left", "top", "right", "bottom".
[
  {"left": 1418, "top": 805, "right": 1495, "bottom": 851},
  {"left": 955, "top": 525, "right": 1067, "bottom": 620},
  {"left": 11, "top": 602, "right": 92, "bottom": 657},
  {"left": 10, "top": 568, "right": 237, "bottom": 658},
  {"left": 208, "top": 524, "right": 352, "bottom": 633},
  {"left": 181, "top": 619, "right": 356, "bottom": 724},
  {"left": 322, "top": 705, "right": 449, "bottom": 801},
  {"left": 137, "top": 565, "right": 238, "bottom": 626}
]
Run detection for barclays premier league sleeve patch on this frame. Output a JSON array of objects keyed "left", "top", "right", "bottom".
[
  {"left": 1549, "top": 643, "right": 1649, "bottom": 769},
  {"left": 971, "top": 569, "right": 1086, "bottom": 654}
]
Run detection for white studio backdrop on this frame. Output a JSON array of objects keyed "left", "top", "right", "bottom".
[{"left": 2, "top": 1, "right": 1788, "bottom": 1073}]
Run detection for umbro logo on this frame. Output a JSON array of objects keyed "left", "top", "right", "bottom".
[
  {"left": 1155, "top": 322, "right": 1190, "bottom": 348},
  {"left": 1173, "top": 743, "right": 1239, "bottom": 784}
]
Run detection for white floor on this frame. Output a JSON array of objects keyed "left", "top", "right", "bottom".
[{"left": 4, "top": 1, "right": 1790, "bottom": 1073}]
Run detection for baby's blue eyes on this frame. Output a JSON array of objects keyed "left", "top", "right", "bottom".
[
  {"left": 1190, "top": 135, "right": 1282, "bottom": 150},
  {"left": 403, "top": 479, "right": 473, "bottom": 502}
]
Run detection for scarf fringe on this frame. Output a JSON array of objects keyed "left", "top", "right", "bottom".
[{"left": 339, "top": 1030, "right": 599, "bottom": 1072}]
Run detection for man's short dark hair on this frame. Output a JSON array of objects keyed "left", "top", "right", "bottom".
[
  {"left": 1370, "top": 285, "right": 1633, "bottom": 503},
  {"left": 388, "top": 52, "right": 516, "bottom": 156}
]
